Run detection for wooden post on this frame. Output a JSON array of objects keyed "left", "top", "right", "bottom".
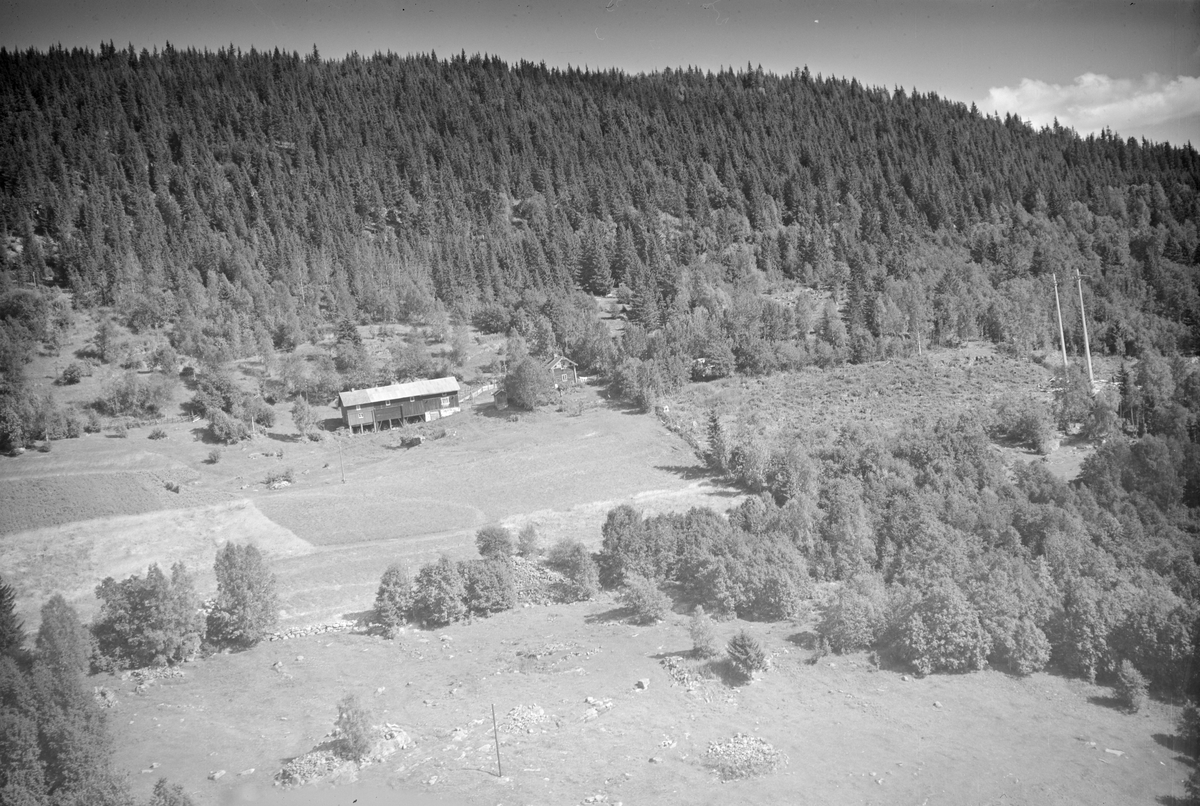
[
  {"left": 337, "top": 436, "right": 345, "bottom": 484},
  {"left": 492, "top": 703, "right": 503, "bottom": 777},
  {"left": 1076, "top": 269, "right": 1095, "bottom": 390},
  {"left": 1052, "top": 273, "right": 1069, "bottom": 370}
]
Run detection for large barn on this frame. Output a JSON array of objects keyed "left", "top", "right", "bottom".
[{"left": 337, "top": 377, "right": 460, "bottom": 433}]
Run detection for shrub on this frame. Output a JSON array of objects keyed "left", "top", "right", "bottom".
[
  {"left": 335, "top": 693, "right": 374, "bottom": 762},
  {"left": 619, "top": 572, "right": 672, "bottom": 624},
  {"left": 60, "top": 362, "right": 83, "bottom": 385},
  {"left": 207, "top": 409, "right": 250, "bottom": 444},
  {"left": 264, "top": 467, "right": 295, "bottom": 486},
  {"left": 1115, "top": 660, "right": 1149, "bottom": 713},
  {"left": 92, "top": 563, "right": 203, "bottom": 669},
  {"left": 459, "top": 559, "right": 517, "bottom": 616},
  {"left": 291, "top": 398, "right": 316, "bottom": 440},
  {"left": 148, "top": 427, "right": 167, "bottom": 440},
  {"left": 410, "top": 556, "right": 468, "bottom": 627},
  {"left": 474, "top": 525, "right": 514, "bottom": 562},
  {"left": 726, "top": 630, "right": 767, "bottom": 680},
  {"left": 36, "top": 440, "right": 51, "bottom": 452},
  {"left": 1006, "top": 617, "right": 1052, "bottom": 676},
  {"left": 205, "top": 543, "right": 279, "bottom": 648},
  {"left": 505, "top": 357, "right": 553, "bottom": 410},
  {"left": 992, "top": 393, "right": 1055, "bottom": 453},
  {"left": 146, "top": 777, "right": 197, "bottom": 806},
  {"left": 891, "top": 581, "right": 990, "bottom": 676},
  {"left": 374, "top": 564, "right": 412, "bottom": 637},
  {"left": 111, "top": 422, "right": 128, "bottom": 438},
  {"left": 96, "top": 370, "right": 176, "bottom": 418},
  {"left": 817, "top": 575, "right": 887, "bottom": 654},
  {"left": 517, "top": 523, "right": 541, "bottom": 559},
  {"left": 206, "top": 448, "right": 221, "bottom": 465},
  {"left": 1177, "top": 703, "right": 1200, "bottom": 758},
  {"left": 689, "top": 605, "right": 717, "bottom": 658},
  {"left": 546, "top": 538, "right": 600, "bottom": 601}
]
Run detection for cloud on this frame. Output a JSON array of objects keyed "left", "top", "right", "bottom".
[{"left": 979, "top": 73, "right": 1200, "bottom": 140}]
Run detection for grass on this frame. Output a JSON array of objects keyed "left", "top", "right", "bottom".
[{"left": 103, "top": 594, "right": 1190, "bottom": 806}]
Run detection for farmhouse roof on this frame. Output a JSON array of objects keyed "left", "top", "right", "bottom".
[
  {"left": 544, "top": 354, "right": 578, "bottom": 368},
  {"left": 337, "top": 376, "right": 459, "bottom": 408}
]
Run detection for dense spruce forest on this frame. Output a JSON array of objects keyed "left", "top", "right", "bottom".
[{"left": 4, "top": 43, "right": 1200, "bottom": 803}]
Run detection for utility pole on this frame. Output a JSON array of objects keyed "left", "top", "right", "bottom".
[
  {"left": 492, "top": 704, "right": 503, "bottom": 778},
  {"left": 337, "top": 434, "right": 345, "bottom": 484},
  {"left": 1052, "top": 273, "right": 1069, "bottom": 370},
  {"left": 1076, "top": 268, "right": 1095, "bottom": 391}
]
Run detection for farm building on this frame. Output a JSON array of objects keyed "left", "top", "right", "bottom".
[
  {"left": 545, "top": 355, "right": 579, "bottom": 386},
  {"left": 337, "top": 377, "right": 460, "bottom": 433}
]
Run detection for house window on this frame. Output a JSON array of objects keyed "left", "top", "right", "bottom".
[
  {"left": 355, "top": 405, "right": 361, "bottom": 410},
  {"left": 440, "top": 396, "right": 450, "bottom": 408}
]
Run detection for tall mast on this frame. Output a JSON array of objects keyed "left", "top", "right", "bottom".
[
  {"left": 1053, "top": 272, "right": 1069, "bottom": 370},
  {"left": 1076, "top": 268, "right": 1095, "bottom": 390}
]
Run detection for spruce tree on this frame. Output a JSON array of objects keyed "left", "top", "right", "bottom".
[{"left": 0, "top": 575, "right": 25, "bottom": 659}]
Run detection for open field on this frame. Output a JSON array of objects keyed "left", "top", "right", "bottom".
[
  {"left": 1, "top": 381, "right": 740, "bottom": 631},
  {"left": 105, "top": 595, "right": 1191, "bottom": 806}
]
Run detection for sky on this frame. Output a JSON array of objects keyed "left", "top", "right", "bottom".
[{"left": 3, "top": 0, "right": 1199, "bottom": 146}]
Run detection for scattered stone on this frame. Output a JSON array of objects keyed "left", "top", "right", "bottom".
[
  {"left": 295, "top": 656, "right": 304, "bottom": 662},
  {"left": 933, "top": 701, "right": 943, "bottom": 708},
  {"left": 1104, "top": 748, "right": 1125, "bottom": 757},
  {"left": 900, "top": 675, "right": 911, "bottom": 681},
  {"left": 93, "top": 686, "right": 118, "bottom": 708},
  {"left": 239, "top": 768, "right": 255, "bottom": 776},
  {"left": 649, "top": 756, "right": 663, "bottom": 764},
  {"left": 208, "top": 770, "right": 226, "bottom": 781},
  {"left": 375, "top": 687, "right": 386, "bottom": 695},
  {"left": 635, "top": 678, "right": 650, "bottom": 690}
]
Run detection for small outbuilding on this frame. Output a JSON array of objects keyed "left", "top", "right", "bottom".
[
  {"left": 337, "top": 377, "right": 460, "bottom": 433},
  {"left": 545, "top": 355, "right": 579, "bottom": 387}
]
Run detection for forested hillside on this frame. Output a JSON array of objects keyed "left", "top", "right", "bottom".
[{"left": 0, "top": 44, "right": 1198, "bottom": 378}]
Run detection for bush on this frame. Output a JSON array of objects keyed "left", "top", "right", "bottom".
[
  {"left": 207, "top": 409, "right": 250, "bottom": 444},
  {"left": 264, "top": 467, "right": 295, "bottom": 486},
  {"left": 146, "top": 777, "right": 197, "bottom": 806},
  {"left": 92, "top": 563, "right": 203, "bottom": 669},
  {"left": 459, "top": 559, "right": 517, "bottom": 616},
  {"left": 148, "top": 427, "right": 167, "bottom": 440},
  {"left": 111, "top": 422, "right": 128, "bottom": 438},
  {"left": 410, "top": 556, "right": 468, "bottom": 627},
  {"left": 619, "top": 572, "right": 672, "bottom": 624},
  {"left": 891, "top": 582, "right": 990, "bottom": 676},
  {"left": 726, "top": 630, "right": 767, "bottom": 680},
  {"left": 817, "top": 575, "right": 887, "bottom": 654},
  {"left": 60, "top": 362, "right": 83, "bottom": 385},
  {"left": 205, "top": 448, "right": 221, "bottom": 465},
  {"left": 546, "top": 538, "right": 600, "bottom": 601},
  {"left": 1115, "top": 659, "right": 1149, "bottom": 713},
  {"left": 335, "top": 693, "right": 374, "bottom": 762},
  {"left": 992, "top": 393, "right": 1055, "bottom": 453},
  {"left": 474, "top": 525, "right": 514, "bottom": 562},
  {"left": 689, "top": 605, "right": 718, "bottom": 658},
  {"left": 205, "top": 543, "right": 279, "bottom": 648},
  {"left": 505, "top": 357, "right": 553, "bottom": 411},
  {"left": 517, "top": 523, "right": 541, "bottom": 559},
  {"left": 373, "top": 564, "right": 412, "bottom": 637},
  {"left": 1177, "top": 703, "right": 1200, "bottom": 758},
  {"left": 96, "top": 371, "right": 176, "bottom": 418}
]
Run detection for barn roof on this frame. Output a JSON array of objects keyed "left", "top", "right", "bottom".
[{"left": 337, "top": 376, "right": 459, "bottom": 408}]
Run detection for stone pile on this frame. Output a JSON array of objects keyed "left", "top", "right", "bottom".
[
  {"left": 267, "top": 620, "right": 358, "bottom": 641},
  {"left": 704, "top": 734, "right": 788, "bottom": 781},
  {"left": 500, "top": 704, "right": 549, "bottom": 734},
  {"left": 659, "top": 655, "right": 702, "bottom": 690},
  {"left": 274, "top": 749, "right": 342, "bottom": 788},
  {"left": 511, "top": 557, "right": 568, "bottom": 605}
]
